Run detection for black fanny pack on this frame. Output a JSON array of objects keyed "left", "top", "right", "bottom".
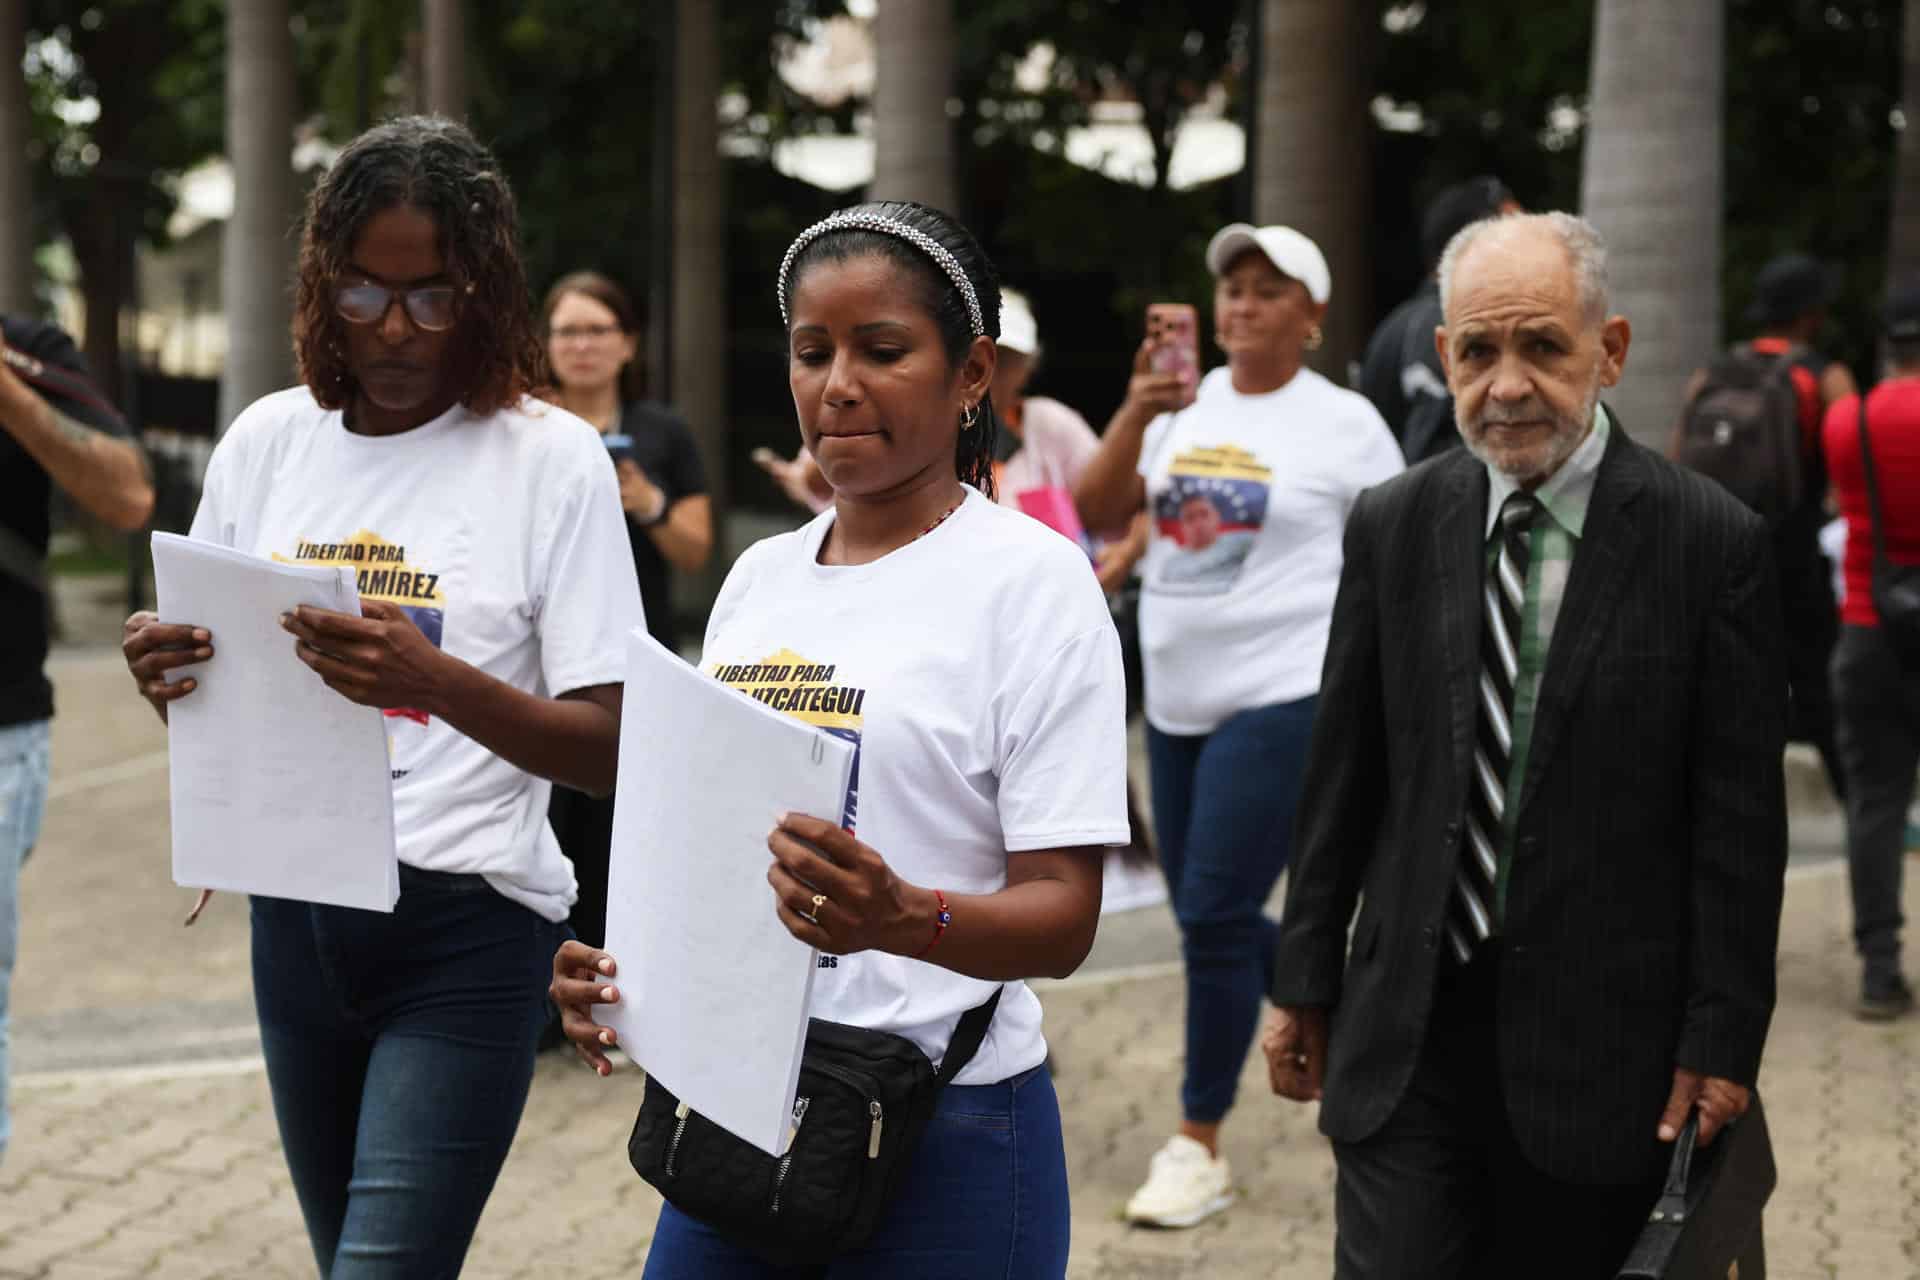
[{"left": 628, "top": 988, "right": 1002, "bottom": 1267}]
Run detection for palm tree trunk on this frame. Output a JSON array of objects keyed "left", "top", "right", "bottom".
[
  {"left": 1253, "top": 0, "right": 1373, "bottom": 381},
  {"left": 219, "top": 0, "right": 296, "bottom": 432},
  {"left": 1580, "top": 0, "right": 1724, "bottom": 448},
  {"left": 672, "top": 0, "right": 727, "bottom": 590},
  {"left": 0, "top": 0, "right": 33, "bottom": 313},
  {"left": 870, "top": 0, "right": 954, "bottom": 213},
  {"left": 422, "top": 0, "right": 467, "bottom": 120},
  {"left": 1889, "top": 0, "right": 1920, "bottom": 284}
]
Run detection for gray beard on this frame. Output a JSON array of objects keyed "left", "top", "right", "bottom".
[{"left": 1457, "top": 379, "right": 1601, "bottom": 485}]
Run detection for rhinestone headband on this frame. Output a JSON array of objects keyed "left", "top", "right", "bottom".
[{"left": 776, "top": 211, "right": 987, "bottom": 338}]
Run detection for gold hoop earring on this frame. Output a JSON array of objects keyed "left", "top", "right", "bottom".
[
  {"left": 1305, "top": 325, "right": 1325, "bottom": 352},
  {"left": 962, "top": 403, "right": 979, "bottom": 432}
]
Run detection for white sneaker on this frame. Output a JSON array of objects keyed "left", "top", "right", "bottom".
[{"left": 1124, "top": 1134, "right": 1235, "bottom": 1227}]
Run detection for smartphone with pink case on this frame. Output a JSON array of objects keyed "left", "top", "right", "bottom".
[{"left": 1146, "top": 303, "right": 1199, "bottom": 409}]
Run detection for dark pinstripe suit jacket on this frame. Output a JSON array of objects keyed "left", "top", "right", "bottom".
[{"left": 1271, "top": 415, "right": 1789, "bottom": 1185}]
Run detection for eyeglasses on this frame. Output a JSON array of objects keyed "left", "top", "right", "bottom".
[
  {"left": 550, "top": 323, "right": 623, "bottom": 343},
  {"left": 333, "top": 280, "right": 461, "bottom": 332}
]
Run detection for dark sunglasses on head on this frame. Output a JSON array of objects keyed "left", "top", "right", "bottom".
[{"left": 333, "top": 280, "right": 462, "bottom": 332}]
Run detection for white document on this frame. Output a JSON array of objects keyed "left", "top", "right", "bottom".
[
  {"left": 151, "top": 531, "right": 399, "bottom": 913},
  {"left": 598, "top": 628, "right": 854, "bottom": 1157}
]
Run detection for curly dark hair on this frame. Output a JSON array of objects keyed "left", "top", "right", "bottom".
[
  {"left": 293, "top": 115, "right": 546, "bottom": 416},
  {"left": 779, "top": 200, "right": 1003, "bottom": 497}
]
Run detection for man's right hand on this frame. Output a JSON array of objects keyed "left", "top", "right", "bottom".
[
  {"left": 1263, "top": 1004, "right": 1329, "bottom": 1102},
  {"left": 122, "top": 610, "right": 212, "bottom": 722}
]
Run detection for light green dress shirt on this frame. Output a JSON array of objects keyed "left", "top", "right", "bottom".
[{"left": 1482, "top": 405, "right": 1610, "bottom": 920}]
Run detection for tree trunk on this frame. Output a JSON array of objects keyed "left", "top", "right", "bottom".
[
  {"left": 67, "top": 200, "right": 124, "bottom": 401},
  {"left": 1253, "top": 0, "right": 1373, "bottom": 381},
  {"left": 870, "top": 0, "right": 954, "bottom": 212},
  {"left": 1580, "top": 0, "right": 1723, "bottom": 448},
  {"left": 0, "top": 0, "right": 34, "bottom": 313},
  {"left": 219, "top": 0, "right": 296, "bottom": 432},
  {"left": 1890, "top": 0, "right": 1920, "bottom": 284},
  {"left": 672, "top": 0, "right": 727, "bottom": 596},
  {"left": 422, "top": 0, "right": 467, "bottom": 120}
]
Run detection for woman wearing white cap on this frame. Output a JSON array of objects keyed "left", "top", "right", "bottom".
[{"left": 1077, "top": 223, "right": 1403, "bottom": 1228}]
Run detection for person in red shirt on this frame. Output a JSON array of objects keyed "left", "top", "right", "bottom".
[{"left": 1822, "top": 277, "right": 1920, "bottom": 1021}]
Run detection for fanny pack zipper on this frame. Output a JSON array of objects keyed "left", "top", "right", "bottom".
[
  {"left": 664, "top": 1100, "right": 691, "bottom": 1178},
  {"left": 771, "top": 1096, "right": 811, "bottom": 1214}
]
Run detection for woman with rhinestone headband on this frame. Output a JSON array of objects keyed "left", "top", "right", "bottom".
[{"left": 552, "top": 201, "right": 1129, "bottom": 1275}]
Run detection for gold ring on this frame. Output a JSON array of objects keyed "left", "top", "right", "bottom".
[{"left": 811, "top": 893, "right": 828, "bottom": 911}]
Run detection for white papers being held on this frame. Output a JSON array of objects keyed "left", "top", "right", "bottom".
[
  {"left": 597, "top": 628, "right": 856, "bottom": 1158},
  {"left": 150, "top": 531, "right": 399, "bottom": 914}
]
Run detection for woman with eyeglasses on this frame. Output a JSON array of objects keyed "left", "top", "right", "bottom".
[
  {"left": 537, "top": 273, "right": 714, "bottom": 958},
  {"left": 118, "top": 117, "right": 641, "bottom": 1275},
  {"left": 542, "top": 271, "right": 713, "bottom": 653}
]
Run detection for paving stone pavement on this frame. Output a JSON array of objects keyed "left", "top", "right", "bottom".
[{"left": 2, "top": 650, "right": 1917, "bottom": 1277}]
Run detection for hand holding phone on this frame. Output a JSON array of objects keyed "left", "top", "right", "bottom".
[
  {"left": 1145, "top": 303, "right": 1199, "bottom": 410},
  {"left": 603, "top": 432, "right": 637, "bottom": 466}
]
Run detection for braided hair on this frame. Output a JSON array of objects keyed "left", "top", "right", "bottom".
[
  {"left": 778, "top": 200, "right": 1003, "bottom": 497},
  {"left": 293, "top": 115, "right": 546, "bottom": 417}
]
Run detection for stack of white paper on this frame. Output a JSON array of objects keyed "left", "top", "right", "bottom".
[
  {"left": 597, "top": 628, "right": 855, "bottom": 1157},
  {"left": 151, "top": 532, "right": 399, "bottom": 913}
]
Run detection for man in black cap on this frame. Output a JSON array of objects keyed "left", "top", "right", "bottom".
[
  {"left": 1359, "top": 176, "right": 1520, "bottom": 464},
  {"left": 0, "top": 313, "right": 151, "bottom": 1162},
  {"left": 1741, "top": 253, "right": 1858, "bottom": 807},
  {"left": 1821, "top": 277, "right": 1920, "bottom": 1019}
]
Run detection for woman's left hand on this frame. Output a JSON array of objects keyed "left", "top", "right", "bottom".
[
  {"left": 767, "top": 812, "right": 932, "bottom": 956},
  {"left": 282, "top": 600, "right": 451, "bottom": 712}
]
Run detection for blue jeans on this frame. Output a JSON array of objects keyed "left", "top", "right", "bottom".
[
  {"left": 1146, "top": 696, "right": 1317, "bottom": 1124},
  {"left": 251, "top": 867, "right": 564, "bottom": 1278},
  {"left": 643, "top": 1064, "right": 1071, "bottom": 1278},
  {"left": 0, "top": 718, "right": 51, "bottom": 1165}
]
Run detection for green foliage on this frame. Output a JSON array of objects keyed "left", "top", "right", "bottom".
[
  {"left": 25, "top": 0, "right": 227, "bottom": 247},
  {"left": 1723, "top": 0, "right": 1901, "bottom": 380},
  {"left": 18, "top": 1, "right": 1912, "bottom": 474}
]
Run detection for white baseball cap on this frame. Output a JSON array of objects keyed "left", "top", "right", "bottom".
[
  {"left": 1204, "top": 223, "right": 1331, "bottom": 304},
  {"left": 998, "top": 288, "right": 1040, "bottom": 357}
]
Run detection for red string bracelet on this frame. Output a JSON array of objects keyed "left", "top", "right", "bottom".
[{"left": 912, "top": 889, "right": 952, "bottom": 959}]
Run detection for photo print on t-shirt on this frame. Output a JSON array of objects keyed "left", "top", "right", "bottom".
[
  {"left": 278, "top": 529, "right": 447, "bottom": 777},
  {"left": 709, "top": 647, "right": 865, "bottom": 834},
  {"left": 1151, "top": 444, "right": 1272, "bottom": 596}
]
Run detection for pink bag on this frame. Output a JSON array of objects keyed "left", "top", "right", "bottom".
[{"left": 1015, "top": 486, "right": 1096, "bottom": 560}]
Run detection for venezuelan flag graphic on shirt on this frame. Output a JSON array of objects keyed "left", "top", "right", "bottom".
[
  {"left": 1150, "top": 444, "right": 1274, "bottom": 597},
  {"left": 709, "top": 647, "right": 865, "bottom": 833},
  {"left": 276, "top": 530, "right": 447, "bottom": 747}
]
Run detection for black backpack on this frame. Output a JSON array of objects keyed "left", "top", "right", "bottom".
[{"left": 1670, "top": 344, "right": 1806, "bottom": 522}]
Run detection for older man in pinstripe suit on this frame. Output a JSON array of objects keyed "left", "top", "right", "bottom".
[{"left": 1262, "top": 212, "right": 1788, "bottom": 1278}]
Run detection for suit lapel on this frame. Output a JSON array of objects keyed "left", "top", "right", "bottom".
[
  {"left": 1433, "top": 453, "right": 1488, "bottom": 802},
  {"left": 1514, "top": 418, "right": 1648, "bottom": 819}
]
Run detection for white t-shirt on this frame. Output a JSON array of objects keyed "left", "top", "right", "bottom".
[
  {"left": 1136, "top": 365, "right": 1402, "bottom": 735},
  {"left": 701, "top": 489, "right": 1130, "bottom": 1085},
  {"left": 189, "top": 387, "right": 644, "bottom": 921}
]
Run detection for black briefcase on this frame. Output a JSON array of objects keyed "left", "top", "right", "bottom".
[{"left": 1615, "top": 1093, "right": 1775, "bottom": 1279}]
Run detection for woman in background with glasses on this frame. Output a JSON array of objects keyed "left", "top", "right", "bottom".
[
  {"left": 542, "top": 271, "right": 713, "bottom": 653},
  {"left": 118, "top": 117, "right": 642, "bottom": 1276},
  {"left": 538, "top": 272, "right": 713, "bottom": 956}
]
